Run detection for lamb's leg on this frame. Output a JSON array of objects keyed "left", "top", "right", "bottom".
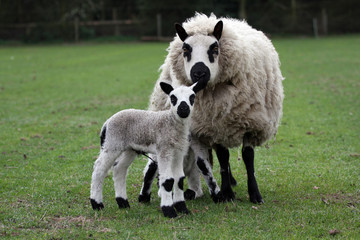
[
  {"left": 171, "top": 151, "right": 190, "bottom": 215},
  {"left": 90, "top": 151, "right": 120, "bottom": 210},
  {"left": 138, "top": 157, "right": 158, "bottom": 203},
  {"left": 215, "top": 144, "right": 235, "bottom": 201},
  {"left": 113, "top": 150, "right": 137, "bottom": 208},
  {"left": 157, "top": 153, "right": 177, "bottom": 218},
  {"left": 242, "top": 144, "right": 264, "bottom": 204}
]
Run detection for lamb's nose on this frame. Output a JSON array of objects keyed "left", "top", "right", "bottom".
[{"left": 177, "top": 101, "right": 190, "bottom": 118}]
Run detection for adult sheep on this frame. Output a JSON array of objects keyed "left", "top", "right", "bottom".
[{"left": 141, "top": 13, "right": 284, "bottom": 204}]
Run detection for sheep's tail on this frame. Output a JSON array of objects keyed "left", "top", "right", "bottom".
[{"left": 100, "top": 122, "right": 107, "bottom": 149}]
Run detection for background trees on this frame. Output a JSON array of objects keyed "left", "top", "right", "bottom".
[{"left": 0, "top": 0, "right": 359, "bottom": 42}]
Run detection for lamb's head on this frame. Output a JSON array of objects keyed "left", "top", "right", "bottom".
[
  {"left": 160, "top": 81, "right": 206, "bottom": 119},
  {"left": 175, "top": 20, "right": 223, "bottom": 87}
]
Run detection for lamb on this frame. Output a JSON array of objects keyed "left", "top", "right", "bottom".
[
  {"left": 139, "top": 13, "right": 284, "bottom": 204},
  {"left": 90, "top": 80, "right": 206, "bottom": 218}
]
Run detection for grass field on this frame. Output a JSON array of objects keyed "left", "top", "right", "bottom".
[{"left": 1, "top": 35, "right": 359, "bottom": 239}]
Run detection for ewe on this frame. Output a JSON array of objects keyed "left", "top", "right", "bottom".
[{"left": 140, "top": 13, "right": 284, "bottom": 204}]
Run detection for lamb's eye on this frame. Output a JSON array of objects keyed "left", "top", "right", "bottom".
[
  {"left": 183, "top": 48, "right": 188, "bottom": 53},
  {"left": 170, "top": 95, "right": 177, "bottom": 106},
  {"left": 213, "top": 46, "right": 218, "bottom": 53}
]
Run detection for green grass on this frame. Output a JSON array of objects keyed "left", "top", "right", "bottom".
[{"left": 1, "top": 36, "right": 359, "bottom": 239}]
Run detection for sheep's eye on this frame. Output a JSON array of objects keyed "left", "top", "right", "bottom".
[
  {"left": 212, "top": 46, "right": 218, "bottom": 53},
  {"left": 189, "top": 94, "right": 195, "bottom": 106},
  {"left": 183, "top": 48, "right": 188, "bottom": 53},
  {"left": 170, "top": 95, "right": 177, "bottom": 106}
]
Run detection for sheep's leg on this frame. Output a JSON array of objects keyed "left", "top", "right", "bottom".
[
  {"left": 171, "top": 151, "right": 190, "bottom": 214},
  {"left": 183, "top": 149, "right": 203, "bottom": 200},
  {"left": 242, "top": 144, "right": 264, "bottom": 204},
  {"left": 138, "top": 157, "right": 158, "bottom": 203},
  {"left": 90, "top": 150, "right": 120, "bottom": 210},
  {"left": 157, "top": 153, "right": 177, "bottom": 218},
  {"left": 113, "top": 150, "right": 137, "bottom": 208},
  {"left": 215, "top": 144, "right": 235, "bottom": 201},
  {"left": 191, "top": 139, "right": 222, "bottom": 203}
]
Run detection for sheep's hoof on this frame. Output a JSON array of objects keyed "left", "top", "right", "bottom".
[
  {"left": 90, "top": 199, "right": 104, "bottom": 210},
  {"left": 220, "top": 187, "right": 236, "bottom": 202},
  {"left": 249, "top": 190, "right": 264, "bottom": 204},
  {"left": 161, "top": 206, "right": 178, "bottom": 218},
  {"left": 116, "top": 197, "right": 130, "bottom": 208},
  {"left": 184, "top": 189, "right": 196, "bottom": 200},
  {"left": 174, "top": 201, "right": 191, "bottom": 214},
  {"left": 138, "top": 193, "right": 151, "bottom": 203},
  {"left": 211, "top": 192, "right": 225, "bottom": 203}
]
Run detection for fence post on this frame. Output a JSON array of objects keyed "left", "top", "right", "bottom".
[
  {"left": 74, "top": 16, "right": 79, "bottom": 43},
  {"left": 312, "top": 18, "right": 318, "bottom": 39},
  {"left": 321, "top": 8, "right": 328, "bottom": 35},
  {"left": 157, "top": 13, "right": 162, "bottom": 39},
  {"left": 113, "top": 8, "right": 119, "bottom": 36}
]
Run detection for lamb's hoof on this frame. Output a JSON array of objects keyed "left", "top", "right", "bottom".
[
  {"left": 90, "top": 199, "right": 104, "bottom": 210},
  {"left": 161, "top": 206, "right": 178, "bottom": 218},
  {"left": 174, "top": 201, "right": 191, "bottom": 214},
  {"left": 184, "top": 189, "right": 196, "bottom": 200},
  {"left": 220, "top": 187, "right": 236, "bottom": 202},
  {"left": 249, "top": 190, "right": 264, "bottom": 204},
  {"left": 116, "top": 197, "right": 130, "bottom": 208},
  {"left": 138, "top": 193, "right": 151, "bottom": 203}
]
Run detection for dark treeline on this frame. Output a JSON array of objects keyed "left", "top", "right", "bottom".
[{"left": 0, "top": 0, "right": 359, "bottom": 42}]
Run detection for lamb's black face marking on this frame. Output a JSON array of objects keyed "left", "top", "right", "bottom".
[
  {"left": 189, "top": 94, "right": 195, "bottom": 106},
  {"left": 177, "top": 101, "right": 190, "bottom": 118},
  {"left": 182, "top": 43, "right": 192, "bottom": 62},
  {"left": 170, "top": 95, "right": 178, "bottom": 106},
  {"left": 207, "top": 42, "right": 219, "bottom": 63}
]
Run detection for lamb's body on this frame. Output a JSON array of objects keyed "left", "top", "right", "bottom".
[
  {"left": 103, "top": 109, "right": 188, "bottom": 155},
  {"left": 90, "top": 82, "right": 205, "bottom": 218},
  {"left": 144, "top": 13, "right": 284, "bottom": 203}
]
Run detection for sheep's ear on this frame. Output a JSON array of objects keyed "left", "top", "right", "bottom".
[
  {"left": 175, "top": 23, "right": 188, "bottom": 42},
  {"left": 213, "top": 20, "right": 223, "bottom": 41},
  {"left": 160, "top": 82, "right": 174, "bottom": 95},
  {"left": 192, "top": 79, "right": 207, "bottom": 93}
]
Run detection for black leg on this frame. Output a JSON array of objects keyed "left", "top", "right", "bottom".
[
  {"left": 139, "top": 161, "right": 158, "bottom": 203},
  {"left": 215, "top": 144, "right": 235, "bottom": 201},
  {"left": 242, "top": 145, "right": 264, "bottom": 204}
]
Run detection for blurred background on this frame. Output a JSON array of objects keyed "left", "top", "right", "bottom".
[{"left": 0, "top": 0, "right": 359, "bottom": 43}]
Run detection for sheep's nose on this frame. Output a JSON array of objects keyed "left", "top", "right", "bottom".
[
  {"left": 193, "top": 72, "right": 205, "bottom": 79},
  {"left": 177, "top": 101, "right": 190, "bottom": 118},
  {"left": 190, "top": 62, "right": 210, "bottom": 84}
]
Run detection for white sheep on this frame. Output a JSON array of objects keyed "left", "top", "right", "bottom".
[
  {"left": 140, "top": 13, "right": 284, "bottom": 204},
  {"left": 90, "top": 81, "right": 206, "bottom": 218}
]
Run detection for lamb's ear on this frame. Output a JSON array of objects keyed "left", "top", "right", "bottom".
[
  {"left": 175, "top": 23, "right": 188, "bottom": 42},
  {"left": 213, "top": 20, "right": 223, "bottom": 41},
  {"left": 192, "top": 79, "right": 207, "bottom": 94},
  {"left": 160, "top": 82, "right": 174, "bottom": 95}
]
